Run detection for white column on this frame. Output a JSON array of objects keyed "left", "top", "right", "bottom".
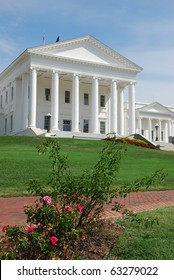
[
  {"left": 110, "top": 80, "right": 118, "bottom": 133},
  {"left": 172, "top": 122, "right": 174, "bottom": 137},
  {"left": 117, "top": 87, "right": 124, "bottom": 135},
  {"left": 159, "top": 120, "right": 161, "bottom": 141},
  {"left": 21, "top": 73, "right": 29, "bottom": 130},
  {"left": 165, "top": 121, "right": 168, "bottom": 142},
  {"left": 168, "top": 120, "right": 172, "bottom": 136},
  {"left": 128, "top": 82, "right": 136, "bottom": 134},
  {"left": 29, "top": 67, "right": 37, "bottom": 128},
  {"left": 51, "top": 71, "right": 59, "bottom": 130},
  {"left": 138, "top": 117, "right": 142, "bottom": 134},
  {"left": 92, "top": 77, "right": 99, "bottom": 133},
  {"left": 72, "top": 74, "right": 80, "bottom": 132},
  {"left": 148, "top": 118, "right": 152, "bottom": 140},
  {"left": 12, "top": 80, "right": 17, "bottom": 132}
]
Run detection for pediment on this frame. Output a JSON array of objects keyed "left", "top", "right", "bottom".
[
  {"left": 28, "top": 35, "right": 142, "bottom": 72},
  {"left": 137, "top": 102, "right": 173, "bottom": 115}
]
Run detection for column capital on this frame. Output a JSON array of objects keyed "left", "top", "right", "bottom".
[
  {"left": 92, "top": 76, "right": 98, "bottom": 80},
  {"left": 30, "top": 66, "right": 39, "bottom": 71},
  {"left": 52, "top": 70, "right": 59, "bottom": 74},
  {"left": 111, "top": 79, "right": 119, "bottom": 83},
  {"left": 73, "top": 73, "right": 80, "bottom": 77},
  {"left": 129, "top": 81, "right": 136, "bottom": 86}
]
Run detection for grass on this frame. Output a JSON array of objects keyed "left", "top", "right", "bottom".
[
  {"left": 109, "top": 206, "right": 174, "bottom": 260},
  {"left": 0, "top": 136, "right": 174, "bottom": 196}
]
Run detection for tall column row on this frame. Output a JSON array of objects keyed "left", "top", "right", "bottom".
[
  {"left": 27, "top": 68, "right": 136, "bottom": 135},
  {"left": 137, "top": 117, "right": 171, "bottom": 142}
]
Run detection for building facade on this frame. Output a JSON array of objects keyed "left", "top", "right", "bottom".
[{"left": 0, "top": 35, "right": 174, "bottom": 142}]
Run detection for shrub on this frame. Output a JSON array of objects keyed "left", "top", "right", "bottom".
[{"left": 0, "top": 139, "right": 165, "bottom": 259}]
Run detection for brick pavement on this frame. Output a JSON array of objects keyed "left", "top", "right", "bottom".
[{"left": 1, "top": 190, "right": 174, "bottom": 233}]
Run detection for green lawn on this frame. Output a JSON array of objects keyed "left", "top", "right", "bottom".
[
  {"left": 0, "top": 136, "right": 174, "bottom": 196},
  {"left": 109, "top": 206, "right": 174, "bottom": 260}
]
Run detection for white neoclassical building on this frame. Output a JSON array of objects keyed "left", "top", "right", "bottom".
[{"left": 0, "top": 35, "right": 174, "bottom": 143}]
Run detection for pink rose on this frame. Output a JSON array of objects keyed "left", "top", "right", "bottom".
[
  {"left": 42, "top": 195, "right": 51, "bottom": 205},
  {"left": 27, "top": 226, "right": 35, "bottom": 232},
  {"left": 49, "top": 236, "right": 58, "bottom": 246},
  {"left": 64, "top": 205, "right": 73, "bottom": 212},
  {"left": 77, "top": 204, "right": 83, "bottom": 212},
  {"left": 81, "top": 233, "right": 86, "bottom": 240},
  {"left": 2, "top": 225, "right": 7, "bottom": 232},
  {"left": 73, "top": 193, "right": 77, "bottom": 197}
]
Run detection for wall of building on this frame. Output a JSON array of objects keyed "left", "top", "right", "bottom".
[{"left": 35, "top": 76, "right": 110, "bottom": 133}]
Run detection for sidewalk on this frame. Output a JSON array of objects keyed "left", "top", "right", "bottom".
[{"left": 1, "top": 190, "right": 174, "bottom": 231}]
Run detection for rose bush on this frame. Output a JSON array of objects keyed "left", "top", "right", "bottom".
[{"left": 0, "top": 138, "right": 165, "bottom": 259}]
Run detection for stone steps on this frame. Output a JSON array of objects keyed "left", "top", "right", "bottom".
[{"left": 156, "top": 141, "right": 174, "bottom": 151}]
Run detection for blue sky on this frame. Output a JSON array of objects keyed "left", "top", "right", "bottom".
[{"left": 0, "top": 0, "right": 174, "bottom": 105}]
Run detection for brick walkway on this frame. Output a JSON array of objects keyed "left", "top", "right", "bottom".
[{"left": 1, "top": 190, "right": 174, "bottom": 232}]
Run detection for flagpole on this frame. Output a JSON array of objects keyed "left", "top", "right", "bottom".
[{"left": 43, "top": 32, "right": 46, "bottom": 45}]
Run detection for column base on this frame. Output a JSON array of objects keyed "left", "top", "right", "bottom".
[{"left": 51, "top": 128, "right": 60, "bottom": 131}]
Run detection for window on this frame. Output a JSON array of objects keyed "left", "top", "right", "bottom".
[
  {"left": 10, "top": 115, "right": 13, "bottom": 131},
  {"left": 151, "top": 130, "right": 154, "bottom": 141},
  {"left": 11, "top": 87, "right": 14, "bottom": 101},
  {"left": 63, "top": 120, "right": 71, "bottom": 131},
  {"left": 45, "top": 88, "right": 51, "bottom": 101},
  {"left": 100, "top": 95, "right": 105, "bottom": 107},
  {"left": 84, "top": 93, "right": 89, "bottom": 105},
  {"left": 141, "top": 129, "right": 144, "bottom": 135},
  {"left": 83, "top": 119, "right": 89, "bottom": 133},
  {"left": 65, "top": 91, "right": 70, "bottom": 103},
  {"left": 100, "top": 121, "right": 106, "bottom": 134},
  {"left": 44, "top": 115, "right": 50, "bottom": 130},
  {"left": 0, "top": 95, "right": 2, "bottom": 109},
  {"left": 161, "top": 131, "right": 164, "bottom": 141},
  {"left": 5, "top": 91, "right": 8, "bottom": 104}
]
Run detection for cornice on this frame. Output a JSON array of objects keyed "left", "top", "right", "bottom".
[
  {"left": 30, "top": 52, "right": 141, "bottom": 74},
  {"left": 136, "top": 102, "right": 174, "bottom": 116},
  {"left": 28, "top": 35, "right": 142, "bottom": 72}
]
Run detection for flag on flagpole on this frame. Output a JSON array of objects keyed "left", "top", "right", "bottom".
[
  {"left": 43, "top": 33, "right": 46, "bottom": 45},
  {"left": 56, "top": 36, "right": 60, "bottom": 42}
]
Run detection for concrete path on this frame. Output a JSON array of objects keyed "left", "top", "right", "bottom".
[{"left": 1, "top": 190, "right": 174, "bottom": 233}]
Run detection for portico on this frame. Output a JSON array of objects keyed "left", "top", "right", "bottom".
[
  {"left": 0, "top": 35, "right": 143, "bottom": 138},
  {"left": 26, "top": 67, "right": 136, "bottom": 136},
  {"left": 135, "top": 102, "right": 174, "bottom": 143}
]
